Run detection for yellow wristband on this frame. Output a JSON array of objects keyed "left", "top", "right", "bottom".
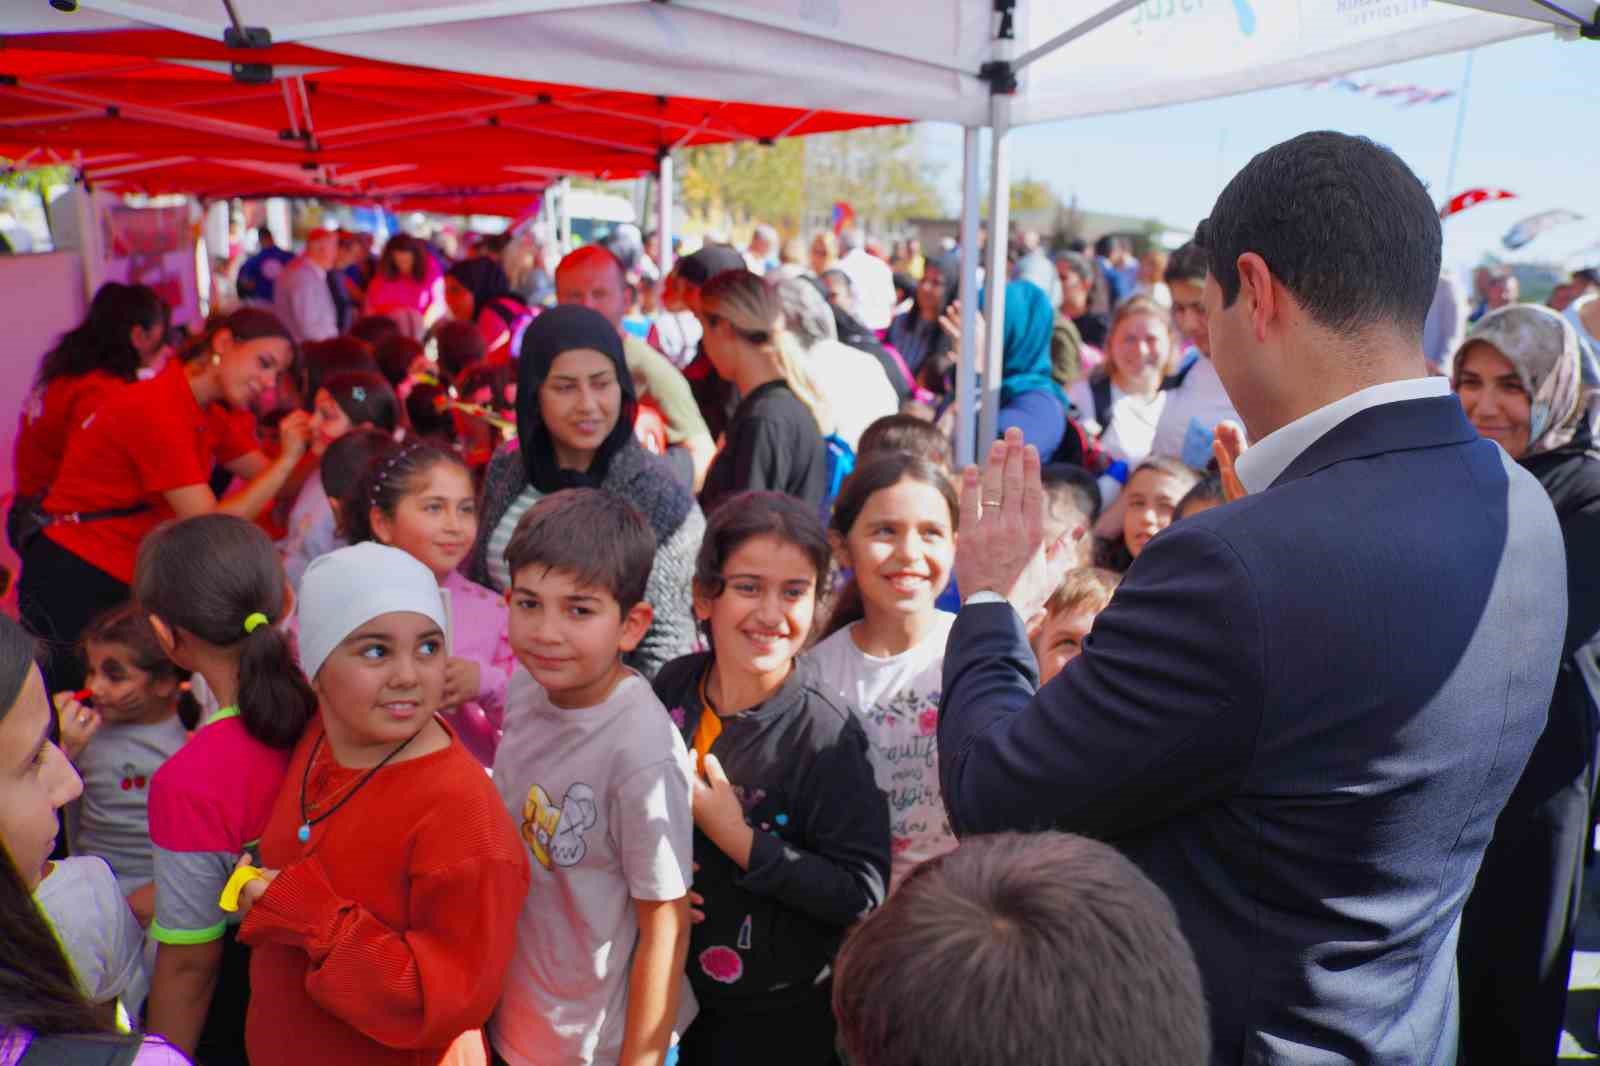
[{"left": 218, "top": 865, "right": 265, "bottom": 913}]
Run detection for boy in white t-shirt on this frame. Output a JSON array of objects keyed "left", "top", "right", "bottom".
[
  {"left": 1150, "top": 241, "right": 1242, "bottom": 468},
  {"left": 490, "top": 489, "right": 695, "bottom": 1066}
]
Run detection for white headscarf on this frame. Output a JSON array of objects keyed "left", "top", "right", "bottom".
[{"left": 296, "top": 542, "right": 446, "bottom": 680}]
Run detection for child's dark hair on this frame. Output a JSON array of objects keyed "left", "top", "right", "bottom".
[
  {"left": 857, "top": 414, "right": 953, "bottom": 471},
  {"left": 348, "top": 314, "right": 402, "bottom": 351},
  {"left": 82, "top": 603, "right": 201, "bottom": 730},
  {"left": 322, "top": 429, "right": 399, "bottom": 539},
  {"left": 1176, "top": 472, "right": 1225, "bottom": 519},
  {"left": 404, "top": 381, "right": 456, "bottom": 441},
  {"left": 503, "top": 488, "right": 657, "bottom": 610},
  {"left": 833, "top": 832, "right": 1210, "bottom": 1066},
  {"left": 345, "top": 440, "right": 470, "bottom": 546},
  {"left": 456, "top": 362, "right": 515, "bottom": 412},
  {"left": 1042, "top": 462, "right": 1102, "bottom": 523},
  {"left": 300, "top": 336, "right": 376, "bottom": 406},
  {"left": 433, "top": 319, "right": 487, "bottom": 380},
  {"left": 319, "top": 370, "right": 400, "bottom": 433},
  {"left": 374, "top": 334, "right": 424, "bottom": 390},
  {"left": 695, "top": 493, "right": 832, "bottom": 635},
  {"left": 133, "top": 515, "right": 315, "bottom": 750},
  {"left": 822, "top": 454, "right": 957, "bottom": 641}
]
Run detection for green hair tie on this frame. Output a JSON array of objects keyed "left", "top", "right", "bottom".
[{"left": 243, "top": 612, "right": 270, "bottom": 635}]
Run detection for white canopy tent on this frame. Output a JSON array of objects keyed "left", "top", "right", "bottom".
[{"left": 11, "top": 0, "right": 1594, "bottom": 461}]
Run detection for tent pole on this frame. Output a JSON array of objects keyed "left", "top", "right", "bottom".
[
  {"left": 978, "top": 91, "right": 1011, "bottom": 450},
  {"left": 658, "top": 150, "right": 675, "bottom": 276},
  {"left": 955, "top": 125, "right": 982, "bottom": 469}
]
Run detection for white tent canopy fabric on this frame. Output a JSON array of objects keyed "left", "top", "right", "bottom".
[
  {"left": 11, "top": 1, "right": 1577, "bottom": 128},
  {"left": 10, "top": 0, "right": 1589, "bottom": 461}
]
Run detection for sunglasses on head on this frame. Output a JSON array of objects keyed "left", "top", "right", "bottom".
[{"left": 705, "top": 313, "right": 771, "bottom": 346}]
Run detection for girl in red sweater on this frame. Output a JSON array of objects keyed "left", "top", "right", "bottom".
[{"left": 234, "top": 541, "right": 529, "bottom": 1066}]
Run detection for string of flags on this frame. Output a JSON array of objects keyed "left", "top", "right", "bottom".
[{"left": 1305, "top": 77, "right": 1455, "bottom": 107}]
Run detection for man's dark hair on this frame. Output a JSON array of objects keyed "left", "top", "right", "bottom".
[
  {"left": 1163, "top": 240, "right": 1209, "bottom": 287},
  {"left": 504, "top": 488, "right": 657, "bottom": 611},
  {"left": 257, "top": 226, "right": 274, "bottom": 246},
  {"left": 834, "top": 832, "right": 1209, "bottom": 1066},
  {"left": 1196, "top": 131, "right": 1441, "bottom": 339}
]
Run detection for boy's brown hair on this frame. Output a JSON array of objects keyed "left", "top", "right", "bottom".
[
  {"left": 833, "top": 831, "right": 1209, "bottom": 1066},
  {"left": 503, "top": 488, "right": 657, "bottom": 611},
  {"left": 1044, "top": 566, "right": 1121, "bottom": 621},
  {"left": 857, "top": 414, "right": 953, "bottom": 472}
]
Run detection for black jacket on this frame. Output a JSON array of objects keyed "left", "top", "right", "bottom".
[
  {"left": 653, "top": 653, "right": 889, "bottom": 1009},
  {"left": 697, "top": 380, "right": 828, "bottom": 517}
]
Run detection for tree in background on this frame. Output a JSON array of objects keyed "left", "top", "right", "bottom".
[{"left": 679, "top": 125, "right": 944, "bottom": 240}]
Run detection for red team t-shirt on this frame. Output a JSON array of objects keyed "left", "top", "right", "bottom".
[
  {"left": 14, "top": 370, "right": 128, "bottom": 499},
  {"left": 41, "top": 361, "right": 259, "bottom": 582}
]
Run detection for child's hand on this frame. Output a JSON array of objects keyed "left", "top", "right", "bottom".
[
  {"left": 1213, "top": 421, "right": 1249, "bottom": 502},
  {"left": 689, "top": 862, "right": 705, "bottom": 925},
  {"left": 231, "top": 854, "right": 278, "bottom": 917},
  {"left": 443, "top": 657, "right": 482, "bottom": 707},
  {"left": 277, "top": 410, "right": 314, "bottom": 463},
  {"left": 692, "top": 755, "right": 755, "bottom": 870},
  {"left": 53, "top": 692, "right": 101, "bottom": 761}
]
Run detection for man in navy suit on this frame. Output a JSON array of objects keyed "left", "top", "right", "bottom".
[{"left": 938, "top": 131, "right": 1567, "bottom": 1064}]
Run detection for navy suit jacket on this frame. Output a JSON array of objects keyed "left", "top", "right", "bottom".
[{"left": 939, "top": 396, "right": 1566, "bottom": 1065}]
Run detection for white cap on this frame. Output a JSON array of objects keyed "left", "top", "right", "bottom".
[{"left": 296, "top": 542, "right": 447, "bottom": 681}]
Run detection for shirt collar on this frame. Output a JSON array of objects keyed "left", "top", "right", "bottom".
[{"left": 1235, "top": 377, "right": 1452, "bottom": 494}]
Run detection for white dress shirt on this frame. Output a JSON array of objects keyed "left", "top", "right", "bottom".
[{"left": 1234, "top": 376, "right": 1451, "bottom": 494}]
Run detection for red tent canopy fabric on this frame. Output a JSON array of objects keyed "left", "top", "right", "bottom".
[{"left": 0, "top": 29, "right": 900, "bottom": 213}]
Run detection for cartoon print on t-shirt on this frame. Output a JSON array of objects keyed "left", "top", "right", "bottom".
[
  {"left": 119, "top": 762, "right": 149, "bottom": 791},
  {"left": 521, "top": 782, "right": 597, "bottom": 869}
]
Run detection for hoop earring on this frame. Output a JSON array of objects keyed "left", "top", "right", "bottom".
[{"left": 211, "top": 352, "right": 222, "bottom": 366}]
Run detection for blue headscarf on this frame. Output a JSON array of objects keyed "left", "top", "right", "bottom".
[{"left": 988, "top": 279, "right": 1064, "bottom": 407}]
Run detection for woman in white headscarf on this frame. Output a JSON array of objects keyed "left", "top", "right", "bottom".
[{"left": 1452, "top": 304, "right": 1600, "bottom": 1064}]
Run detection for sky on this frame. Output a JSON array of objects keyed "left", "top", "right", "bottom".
[{"left": 916, "top": 30, "right": 1599, "bottom": 275}]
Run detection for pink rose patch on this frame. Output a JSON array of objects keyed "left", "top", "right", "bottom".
[
  {"left": 919, "top": 708, "right": 939, "bottom": 736},
  {"left": 891, "top": 836, "right": 913, "bottom": 856},
  {"left": 668, "top": 706, "right": 686, "bottom": 728},
  {"left": 699, "top": 945, "right": 744, "bottom": 984}
]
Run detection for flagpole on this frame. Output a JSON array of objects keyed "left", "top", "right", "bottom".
[{"left": 1443, "top": 50, "right": 1475, "bottom": 203}]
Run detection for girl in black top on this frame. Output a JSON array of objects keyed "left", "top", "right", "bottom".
[
  {"left": 653, "top": 492, "right": 889, "bottom": 1066},
  {"left": 696, "top": 271, "right": 831, "bottom": 517}
]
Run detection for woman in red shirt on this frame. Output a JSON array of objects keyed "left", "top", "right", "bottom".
[
  {"left": 12, "top": 282, "right": 167, "bottom": 507},
  {"left": 17, "top": 308, "right": 312, "bottom": 693}
]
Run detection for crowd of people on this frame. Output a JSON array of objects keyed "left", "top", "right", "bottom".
[{"left": 2, "top": 128, "right": 1599, "bottom": 1066}]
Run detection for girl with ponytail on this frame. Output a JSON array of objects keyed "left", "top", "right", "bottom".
[
  {"left": 134, "top": 514, "right": 315, "bottom": 1064},
  {"left": 697, "top": 270, "right": 832, "bottom": 515}
]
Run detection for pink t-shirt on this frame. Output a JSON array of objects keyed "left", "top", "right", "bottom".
[
  {"left": 147, "top": 709, "right": 293, "bottom": 946},
  {"left": 363, "top": 274, "right": 440, "bottom": 318},
  {"left": 0, "top": 1029, "right": 191, "bottom": 1065}
]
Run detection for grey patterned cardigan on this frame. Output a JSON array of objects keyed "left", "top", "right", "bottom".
[{"left": 466, "top": 440, "right": 705, "bottom": 679}]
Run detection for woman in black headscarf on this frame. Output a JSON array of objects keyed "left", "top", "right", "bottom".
[
  {"left": 444, "top": 258, "right": 531, "bottom": 365},
  {"left": 886, "top": 254, "right": 959, "bottom": 382},
  {"left": 466, "top": 305, "right": 704, "bottom": 677}
]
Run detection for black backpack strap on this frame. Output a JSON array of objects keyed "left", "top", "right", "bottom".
[
  {"left": 1090, "top": 376, "right": 1113, "bottom": 437},
  {"left": 18, "top": 1034, "right": 144, "bottom": 1066},
  {"left": 1162, "top": 351, "right": 1200, "bottom": 391}
]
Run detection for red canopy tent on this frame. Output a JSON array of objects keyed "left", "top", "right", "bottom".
[{"left": 0, "top": 28, "right": 900, "bottom": 213}]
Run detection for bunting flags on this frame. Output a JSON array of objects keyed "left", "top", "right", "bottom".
[
  {"left": 1503, "top": 209, "right": 1585, "bottom": 251},
  {"left": 1439, "top": 188, "right": 1517, "bottom": 220},
  {"left": 1306, "top": 77, "right": 1455, "bottom": 107}
]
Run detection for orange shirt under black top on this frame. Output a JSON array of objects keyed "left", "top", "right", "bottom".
[
  {"left": 240, "top": 719, "right": 531, "bottom": 1066},
  {"left": 13, "top": 370, "right": 130, "bottom": 499},
  {"left": 40, "top": 360, "right": 260, "bottom": 583}
]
